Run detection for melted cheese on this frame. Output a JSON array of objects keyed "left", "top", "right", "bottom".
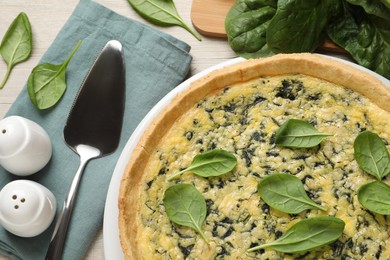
[{"left": 138, "top": 75, "right": 390, "bottom": 259}]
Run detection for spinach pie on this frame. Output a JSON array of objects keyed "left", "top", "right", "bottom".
[{"left": 119, "top": 54, "right": 390, "bottom": 259}]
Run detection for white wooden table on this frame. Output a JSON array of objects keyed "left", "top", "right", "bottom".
[{"left": 0, "top": 0, "right": 235, "bottom": 259}]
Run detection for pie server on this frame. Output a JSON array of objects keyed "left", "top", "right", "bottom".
[{"left": 45, "top": 40, "right": 126, "bottom": 260}]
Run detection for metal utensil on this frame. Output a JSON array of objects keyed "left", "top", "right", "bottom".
[{"left": 45, "top": 40, "right": 126, "bottom": 260}]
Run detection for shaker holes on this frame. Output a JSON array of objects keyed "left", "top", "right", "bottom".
[
  {"left": 1, "top": 129, "right": 6, "bottom": 134},
  {"left": 11, "top": 195, "right": 25, "bottom": 209}
]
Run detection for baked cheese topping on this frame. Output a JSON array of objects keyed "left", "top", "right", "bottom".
[{"left": 138, "top": 74, "right": 390, "bottom": 259}]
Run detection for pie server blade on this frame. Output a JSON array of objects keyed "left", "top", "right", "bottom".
[{"left": 45, "top": 40, "right": 126, "bottom": 260}]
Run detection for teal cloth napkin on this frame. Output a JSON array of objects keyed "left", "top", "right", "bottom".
[{"left": 0, "top": 0, "right": 192, "bottom": 259}]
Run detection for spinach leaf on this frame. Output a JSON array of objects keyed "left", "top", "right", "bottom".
[
  {"left": 248, "top": 216, "right": 345, "bottom": 253},
  {"left": 225, "top": 0, "right": 277, "bottom": 58},
  {"left": 266, "top": 0, "right": 341, "bottom": 53},
  {"left": 381, "top": 0, "right": 390, "bottom": 8},
  {"left": 327, "top": 2, "right": 390, "bottom": 79},
  {"left": 358, "top": 181, "right": 390, "bottom": 215},
  {"left": 354, "top": 131, "right": 390, "bottom": 181},
  {"left": 127, "top": 0, "right": 201, "bottom": 41},
  {"left": 346, "top": 0, "right": 390, "bottom": 21},
  {"left": 167, "top": 149, "right": 237, "bottom": 180},
  {"left": 258, "top": 173, "right": 326, "bottom": 214},
  {"left": 163, "top": 184, "right": 208, "bottom": 242},
  {"left": 275, "top": 119, "right": 333, "bottom": 148},
  {"left": 0, "top": 12, "right": 32, "bottom": 89},
  {"left": 27, "top": 41, "right": 81, "bottom": 110}
]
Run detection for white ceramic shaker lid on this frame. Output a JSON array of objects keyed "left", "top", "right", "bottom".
[
  {"left": 0, "top": 180, "right": 56, "bottom": 237},
  {"left": 0, "top": 116, "right": 52, "bottom": 176}
]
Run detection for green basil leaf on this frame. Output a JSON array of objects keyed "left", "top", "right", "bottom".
[
  {"left": 27, "top": 40, "right": 81, "bottom": 109},
  {"left": 266, "top": 0, "right": 341, "bottom": 53},
  {"left": 354, "top": 131, "right": 390, "bottom": 181},
  {"left": 248, "top": 216, "right": 345, "bottom": 253},
  {"left": 346, "top": 0, "right": 390, "bottom": 21},
  {"left": 163, "top": 184, "right": 208, "bottom": 242},
  {"left": 358, "top": 181, "right": 390, "bottom": 215},
  {"left": 225, "top": 0, "right": 277, "bottom": 58},
  {"left": 327, "top": 3, "right": 390, "bottom": 79},
  {"left": 275, "top": 119, "right": 332, "bottom": 148},
  {"left": 127, "top": 0, "right": 201, "bottom": 41},
  {"left": 167, "top": 149, "right": 237, "bottom": 180},
  {"left": 0, "top": 12, "right": 32, "bottom": 89},
  {"left": 258, "top": 174, "right": 326, "bottom": 214}
]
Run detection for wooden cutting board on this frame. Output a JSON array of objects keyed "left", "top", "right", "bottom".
[
  {"left": 191, "top": 0, "right": 345, "bottom": 53},
  {"left": 191, "top": 0, "right": 235, "bottom": 38}
]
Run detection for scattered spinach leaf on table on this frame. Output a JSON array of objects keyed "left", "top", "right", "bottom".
[
  {"left": 27, "top": 40, "right": 82, "bottom": 110},
  {"left": 275, "top": 119, "right": 333, "bottom": 148},
  {"left": 0, "top": 12, "right": 32, "bottom": 89},
  {"left": 358, "top": 181, "right": 390, "bottom": 215},
  {"left": 127, "top": 0, "right": 201, "bottom": 41},
  {"left": 248, "top": 216, "right": 345, "bottom": 253},
  {"left": 258, "top": 173, "right": 326, "bottom": 214},
  {"left": 163, "top": 184, "right": 208, "bottom": 242},
  {"left": 225, "top": 0, "right": 277, "bottom": 58},
  {"left": 266, "top": 0, "right": 341, "bottom": 53},
  {"left": 327, "top": 2, "right": 390, "bottom": 79},
  {"left": 353, "top": 130, "right": 390, "bottom": 181},
  {"left": 167, "top": 149, "right": 237, "bottom": 180}
]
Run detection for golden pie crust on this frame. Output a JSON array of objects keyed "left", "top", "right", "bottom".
[{"left": 118, "top": 53, "right": 390, "bottom": 259}]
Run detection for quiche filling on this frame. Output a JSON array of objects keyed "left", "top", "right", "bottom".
[{"left": 136, "top": 74, "right": 390, "bottom": 259}]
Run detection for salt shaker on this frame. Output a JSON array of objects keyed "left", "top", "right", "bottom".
[
  {"left": 0, "top": 116, "right": 52, "bottom": 176},
  {"left": 0, "top": 180, "right": 56, "bottom": 237}
]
